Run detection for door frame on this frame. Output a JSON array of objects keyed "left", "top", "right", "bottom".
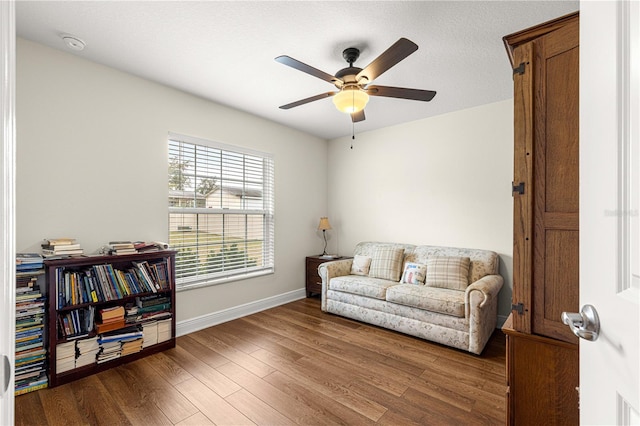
[{"left": 0, "top": 0, "right": 16, "bottom": 423}]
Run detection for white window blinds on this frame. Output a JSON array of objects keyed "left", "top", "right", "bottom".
[{"left": 168, "top": 133, "right": 274, "bottom": 289}]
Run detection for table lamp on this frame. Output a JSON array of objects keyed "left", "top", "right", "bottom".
[{"left": 317, "top": 217, "right": 332, "bottom": 256}]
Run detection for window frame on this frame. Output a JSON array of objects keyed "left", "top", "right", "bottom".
[{"left": 168, "top": 132, "right": 275, "bottom": 291}]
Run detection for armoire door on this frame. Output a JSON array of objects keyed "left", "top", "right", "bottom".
[{"left": 530, "top": 17, "right": 580, "bottom": 343}]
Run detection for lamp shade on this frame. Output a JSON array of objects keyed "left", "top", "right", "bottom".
[
  {"left": 332, "top": 87, "right": 369, "bottom": 114},
  {"left": 317, "top": 217, "right": 332, "bottom": 231}
]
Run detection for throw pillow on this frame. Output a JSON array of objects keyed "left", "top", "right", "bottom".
[
  {"left": 400, "top": 262, "right": 427, "bottom": 285},
  {"left": 350, "top": 255, "right": 372, "bottom": 276},
  {"left": 369, "top": 247, "right": 405, "bottom": 281},
  {"left": 425, "top": 256, "right": 471, "bottom": 290}
]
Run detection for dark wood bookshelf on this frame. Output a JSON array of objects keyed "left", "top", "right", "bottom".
[{"left": 44, "top": 250, "right": 176, "bottom": 387}]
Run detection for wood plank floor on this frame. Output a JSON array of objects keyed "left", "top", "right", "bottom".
[{"left": 15, "top": 298, "right": 506, "bottom": 425}]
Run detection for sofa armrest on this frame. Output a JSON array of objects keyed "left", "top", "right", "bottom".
[
  {"left": 464, "top": 274, "right": 504, "bottom": 317},
  {"left": 318, "top": 258, "right": 353, "bottom": 311},
  {"left": 465, "top": 274, "right": 504, "bottom": 354}
]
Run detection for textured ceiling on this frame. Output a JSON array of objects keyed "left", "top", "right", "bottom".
[{"left": 16, "top": 1, "right": 579, "bottom": 140}]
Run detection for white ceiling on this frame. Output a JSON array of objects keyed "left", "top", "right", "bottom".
[{"left": 16, "top": 1, "right": 579, "bottom": 140}]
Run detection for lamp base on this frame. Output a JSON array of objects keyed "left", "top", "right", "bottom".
[{"left": 319, "top": 254, "right": 339, "bottom": 259}]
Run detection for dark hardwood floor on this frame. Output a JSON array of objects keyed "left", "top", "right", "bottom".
[{"left": 15, "top": 297, "right": 506, "bottom": 425}]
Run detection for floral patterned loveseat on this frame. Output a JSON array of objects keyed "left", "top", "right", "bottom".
[{"left": 318, "top": 242, "right": 503, "bottom": 355}]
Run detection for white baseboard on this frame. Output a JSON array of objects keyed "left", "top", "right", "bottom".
[{"left": 176, "top": 288, "right": 307, "bottom": 337}]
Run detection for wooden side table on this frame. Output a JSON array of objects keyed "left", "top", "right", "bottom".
[{"left": 305, "top": 255, "right": 351, "bottom": 297}]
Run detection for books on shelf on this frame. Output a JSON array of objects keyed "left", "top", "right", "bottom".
[
  {"left": 42, "top": 238, "right": 84, "bottom": 257},
  {"left": 57, "top": 306, "right": 95, "bottom": 339},
  {"left": 96, "top": 306, "right": 126, "bottom": 333},
  {"left": 76, "top": 337, "right": 99, "bottom": 368},
  {"left": 133, "top": 241, "right": 169, "bottom": 253},
  {"left": 108, "top": 241, "right": 137, "bottom": 256},
  {"left": 141, "top": 321, "right": 158, "bottom": 348},
  {"left": 95, "top": 319, "right": 126, "bottom": 334},
  {"left": 15, "top": 266, "right": 48, "bottom": 395},
  {"left": 56, "top": 341, "right": 76, "bottom": 373},
  {"left": 157, "top": 318, "right": 172, "bottom": 343},
  {"left": 103, "top": 241, "right": 169, "bottom": 256},
  {"left": 96, "top": 325, "right": 144, "bottom": 363},
  {"left": 53, "top": 257, "right": 172, "bottom": 309}
]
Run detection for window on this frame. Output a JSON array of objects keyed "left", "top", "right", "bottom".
[{"left": 168, "top": 133, "right": 274, "bottom": 289}]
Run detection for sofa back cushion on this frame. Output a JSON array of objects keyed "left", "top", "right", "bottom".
[
  {"left": 353, "top": 242, "right": 500, "bottom": 284},
  {"left": 424, "top": 256, "right": 471, "bottom": 290},
  {"left": 369, "top": 247, "right": 405, "bottom": 281},
  {"left": 405, "top": 245, "right": 499, "bottom": 283}
]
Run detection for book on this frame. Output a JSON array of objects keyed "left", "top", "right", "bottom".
[
  {"left": 42, "top": 243, "right": 81, "bottom": 251},
  {"left": 99, "top": 306, "right": 125, "bottom": 321},
  {"left": 16, "top": 253, "right": 44, "bottom": 265},
  {"left": 42, "top": 248, "right": 84, "bottom": 256},
  {"left": 42, "top": 238, "right": 76, "bottom": 246},
  {"left": 109, "top": 241, "right": 134, "bottom": 249},
  {"left": 96, "top": 319, "right": 126, "bottom": 334}
]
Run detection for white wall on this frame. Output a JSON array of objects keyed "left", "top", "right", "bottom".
[
  {"left": 16, "top": 38, "right": 328, "bottom": 322},
  {"left": 327, "top": 100, "right": 514, "bottom": 318}
]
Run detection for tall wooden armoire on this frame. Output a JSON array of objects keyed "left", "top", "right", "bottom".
[{"left": 502, "top": 12, "right": 580, "bottom": 425}]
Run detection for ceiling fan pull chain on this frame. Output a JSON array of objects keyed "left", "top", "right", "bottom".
[{"left": 351, "top": 122, "right": 355, "bottom": 149}]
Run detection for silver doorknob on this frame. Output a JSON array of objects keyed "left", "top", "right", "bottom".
[{"left": 561, "top": 304, "right": 600, "bottom": 341}]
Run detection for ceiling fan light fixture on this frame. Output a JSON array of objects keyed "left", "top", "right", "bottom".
[{"left": 332, "top": 87, "right": 369, "bottom": 114}]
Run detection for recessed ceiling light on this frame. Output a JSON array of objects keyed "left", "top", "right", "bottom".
[{"left": 60, "top": 33, "right": 86, "bottom": 51}]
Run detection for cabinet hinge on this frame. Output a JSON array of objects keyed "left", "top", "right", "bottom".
[
  {"left": 512, "top": 182, "right": 525, "bottom": 195},
  {"left": 511, "top": 303, "right": 525, "bottom": 315},
  {"left": 513, "top": 62, "right": 526, "bottom": 76}
]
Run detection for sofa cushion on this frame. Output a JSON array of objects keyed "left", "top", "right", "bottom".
[
  {"left": 329, "top": 275, "right": 398, "bottom": 300},
  {"left": 350, "top": 255, "right": 372, "bottom": 276},
  {"left": 403, "top": 245, "right": 499, "bottom": 283},
  {"left": 425, "top": 256, "right": 471, "bottom": 290},
  {"left": 386, "top": 284, "right": 466, "bottom": 318},
  {"left": 369, "top": 247, "right": 404, "bottom": 281},
  {"left": 400, "top": 262, "right": 427, "bottom": 285}
]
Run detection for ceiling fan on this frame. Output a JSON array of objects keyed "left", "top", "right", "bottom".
[{"left": 275, "top": 38, "right": 436, "bottom": 123}]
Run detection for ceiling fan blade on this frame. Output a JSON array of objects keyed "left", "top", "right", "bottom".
[
  {"left": 366, "top": 85, "right": 436, "bottom": 102},
  {"left": 351, "top": 110, "right": 366, "bottom": 123},
  {"left": 275, "top": 55, "right": 339, "bottom": 85},
  {"left": 356, "top": 38, "right": 418, "bottom": 83},
  {"left": 279, "top": 92, "right": 336, "bottom": 110}
]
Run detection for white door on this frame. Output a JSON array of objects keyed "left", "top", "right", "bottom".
[
  {"left": 580, "top": 0, "right": 639, "bottom": 424},
  {"left": 0, "top": 1, "right": 15, "bottom": 424}
]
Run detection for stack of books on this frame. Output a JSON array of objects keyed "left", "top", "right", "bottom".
[
  {"left": 15, "top": 268, "right": 48, "bottom": 395},
  {"left": 141, "top": 321, "right": 158, "bottom": 348},
  {"left": 41, "top": 238, "right": 84, "bottom": 257},
  {"left": 96, "top": 341, "right": 122, "bottom": 364},
  {"left": 139, "top": 318, "right": 172, "bottom": 347},
  {"left": 16, "top": 253, "right": 43, "bottom": 273},
  {"left": 96, "top": 325, "right": 144, "bottom": 363},
  {"left": 56, "top": 341, "right": 76, "bottom": 374},
  {"left": 125, "top": 295, "right": 172, "bottom": 325},
  {"left": 108, "top": 241, "right": 137, "bottom": 256},
  {"left": 121, "top": 338, "right": 144, "bottom": 357},
  {"left": 76, "top": 337, "right": 100, "bottom": 368},
  {"left": 133, "top": 241, "right": 169, "bottom": 253},
  {"left": 157, "top": 318, "right": 172, "bottom": 343},
  {"left": 96, "top": 306, "right": 125, "bottom": 333}
]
